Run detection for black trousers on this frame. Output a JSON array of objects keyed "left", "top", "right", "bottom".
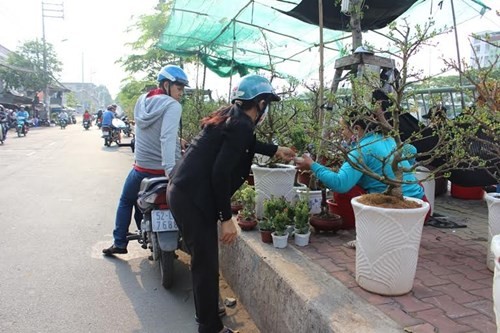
[{"left": 167, "top": 183, "right": 223, "bottom": 333}]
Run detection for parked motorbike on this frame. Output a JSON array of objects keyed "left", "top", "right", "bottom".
[
  {"left": 71, "top": 114, "right": 77, "bottom": 124},
  {"left": 83, "top": 119, "right": 91, "bottom": 130},
  {"left": 128, "top": 177, "right": 184, "bottom": 289},
  {"left": 16, "top": 119, "right": 28, "bottom": 137},
  {"left": 121, "top": 116, "right": 133, "bottom": 137},
  {"left": 60, "top": 119, "right": 67, "bottom": 129}
]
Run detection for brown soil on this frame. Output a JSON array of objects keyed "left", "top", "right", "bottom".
[{"left": 357, "top": 193, "right": 422, "bottom": 209}]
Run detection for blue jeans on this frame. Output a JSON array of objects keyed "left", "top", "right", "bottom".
[{"left": 113, "top": 168, "right": 160, "bottom": 248}]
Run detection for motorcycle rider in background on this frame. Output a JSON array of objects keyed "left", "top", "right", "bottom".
[
  {"left": 0, "top": 105, "right": 8, "bottom": 141},
  {"left": 16, "top": 107, "right": 30, "bottom": 132},
  {"left": 96, "top": 109, "right": 103, "bottom": 126},
  {"left": 83, "top": 110, "right": 92, "bottom": 126},
  {"left": 102, "top": 65, "right": 189, "bottom": 256},
  {"left": 58, "top": 110, "right": 69, "bottom": 124}
]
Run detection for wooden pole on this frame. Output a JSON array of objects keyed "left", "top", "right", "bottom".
[{"left": 350, "top": 0, "right": 363, "bottom": 50}]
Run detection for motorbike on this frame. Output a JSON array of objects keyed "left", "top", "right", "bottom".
[
  {"left": 59, "top": 118, "right": 67, "bottom": 129},
  {"left": 16, "top": 119, "right": 28, "bottom": 137},
  {"left": 128, "top": 177, "right": 184, "bottom": 289},
  {"left": 83, "top": 119, "right": 91, "bottom": 130},
  {"left": 96, "top": 118, "right": 102, "bottom": 129},
  {"left": 71, "top": 114, "right": 77, "bottom": 124},
  {"left": 101, "top": 118, "right": 125, "bottom": 147},
  {"left": 0, "top": 119, "right": 7, "bottom": 144},
  {"left": 121, "top": 116, "right": 133, "bottom": 137}
]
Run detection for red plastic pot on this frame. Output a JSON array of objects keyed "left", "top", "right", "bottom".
[{"left": 450, "top": 183, "right": 484, "bottom": 200}]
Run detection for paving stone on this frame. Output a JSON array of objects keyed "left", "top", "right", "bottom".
[
  {"left": 455, "top": 313, "right": 497, "bottom": 333},
  {"left": 421, "top": 294, "right": 478, "bottom": 318},
  {"left": 314, "top": 258, "right": 346, "bottom": 273},
  {"left": 414, "top": 308, "right": 475, "bottom": 333},
  {"left": 350, "top": 287, "right": 394, "bottom": 305},
  {"left": 393, "top": 294, "right": 435, "bottom": 312},
  {"left": 375, "top": 303, "right": 424, "bottom": 328},
  {"left": 447, "top": 273, "right": 490, "bottom": 291},
  {"left": 403, "top": 322, "right": 438, "bottom": 333},
  {"left": 433, "top": 283, "right": 482, "bottom": 303},
  {"left": 463, "top": 299, "right": 495, "bottom": 319}
]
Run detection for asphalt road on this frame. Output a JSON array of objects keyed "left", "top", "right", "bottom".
[{"left": 0, "top": 121, "right": 199, "bottom": 333}]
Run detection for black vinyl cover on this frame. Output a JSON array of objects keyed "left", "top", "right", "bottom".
[{"left": 283, "top": 0, "right": 419, "bottom": 32}]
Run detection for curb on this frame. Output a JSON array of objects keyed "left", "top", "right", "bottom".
[{"left": 220, "top": 228, "right": 402, "bottom": 333}]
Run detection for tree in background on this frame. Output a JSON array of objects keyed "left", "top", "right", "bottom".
[
  {"left": 65, "top": 92, "right": 78, "bottom": 108},
  {"left": 0, "top": 40, "right": 62, "bottom": 95}
]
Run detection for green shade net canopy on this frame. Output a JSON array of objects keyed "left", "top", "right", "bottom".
[{"left": 158, "top": 0, "right": 492, "bottom": 79}]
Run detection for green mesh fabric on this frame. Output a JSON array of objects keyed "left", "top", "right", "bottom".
[{"left": 158, "top": 0, "right": 491, "bottom": 79}]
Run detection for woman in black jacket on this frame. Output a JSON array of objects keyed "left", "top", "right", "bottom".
[{"left": 167, "top": 75, "right": 295, "bottom": 333}]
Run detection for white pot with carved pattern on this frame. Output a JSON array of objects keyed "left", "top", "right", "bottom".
[{"left": 352, "top": 195, "right": 429, "bottom": 296}]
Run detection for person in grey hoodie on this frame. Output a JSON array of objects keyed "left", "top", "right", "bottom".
[{"left": 103, "top": 65, "right": 189, "bottom": 256}]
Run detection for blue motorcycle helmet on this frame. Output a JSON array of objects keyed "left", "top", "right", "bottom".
[
  {"left": 157, "top": 65, "right": 190, "bottom": 87},
  {"left": 230, "top": 74, "right": 280, "bottom": 104}
]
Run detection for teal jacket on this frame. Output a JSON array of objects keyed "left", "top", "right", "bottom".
[{"left": 311, "top": 132, "right": 424, "bottom": 199}]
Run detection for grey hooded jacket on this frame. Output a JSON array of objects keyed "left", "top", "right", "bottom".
[{"left": 133, "top": 92, "right": 182, "bottom": 174}]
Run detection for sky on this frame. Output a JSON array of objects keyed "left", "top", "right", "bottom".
[{"left": 0, "top": 0, "right": 498, "bottom": 100}]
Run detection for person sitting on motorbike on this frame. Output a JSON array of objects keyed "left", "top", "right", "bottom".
[
  {"left": 102, "top": 65, "right": 190, "bottom": 256},
  {"left": 96, "top": 109, "right": 103, "bottom": 126},
  {"left": 58, "top": 110, "right": 69, "bottom": 123},
  {"left": 0, "top": 105, "right": 8, "bottom": 140},
  {"left": 83, "top": 110, "right": 92, "bottom": 125},
  {"left": 16, "top": 107, "right": 30, "bottom": 129},
  {"left": 102, "top": 105, "right": 116, "bottom": 128}
]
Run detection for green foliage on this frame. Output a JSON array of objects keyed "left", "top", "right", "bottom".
[
  {"left": 263, "top": 196, "right": 290, "bottom": 236},
  {"left": 180, "top": 96, "right": 226, "bottom": 142},
  {"left": 293, "top": 200, "right": 310, "bottom": 234},
  {"left": 116, "top": 79, "right": 155, "bottom": 118},
  {"left": 0, "top": 39, "right": 62, "bottom": 93},
  {"left": 239, "top": 183, "right": 256, "bottom": 219},
  {"left": 65, "top": 92, "right": 78, "bottom": 108}
]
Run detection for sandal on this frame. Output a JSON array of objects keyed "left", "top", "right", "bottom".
[{"left": 344, "top": 240, "right": 356, "bottom": 249}]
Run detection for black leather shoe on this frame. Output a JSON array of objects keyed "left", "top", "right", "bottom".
[{"left": 102, "top": 245, "right": 128, "bottom": 256}]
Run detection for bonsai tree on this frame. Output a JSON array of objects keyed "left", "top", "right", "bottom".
[
  {"left": 322, "top": 18, "right": 478, "bottom": 204},
  {"left": 293, "top": 199, "right": 310, "bottom": 234},
  {"left": 239, "top": 185, "right": 256, "bottom": 220},
  {"left": 263, "top": 196, "right": 290, "bottom": 235},
  {"left": 443, "top": 33, "right": 499, "bottom": 184}
]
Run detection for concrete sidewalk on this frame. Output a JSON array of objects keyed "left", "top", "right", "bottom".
[{"left": 221, "top": 192, "right": 496, "bottom": 333}]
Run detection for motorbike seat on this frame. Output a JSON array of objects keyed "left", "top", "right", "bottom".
[{"left": 137, "top": 177, "right": 169, "bottom": 210}]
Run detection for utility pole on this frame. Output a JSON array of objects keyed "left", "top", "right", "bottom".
[{"left": 41, "top": 1, "right": 64, "bottom": 122}]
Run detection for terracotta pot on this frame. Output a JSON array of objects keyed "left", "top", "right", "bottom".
[
  {"left": 237, "top": 214, "right": 258, "bottom": 231},
  {"left": 260, "top": 229, "right": 273, "bottom": 243},
  {"left": 309, "top": 213, "right": 343, "bottom": 233},
  {"left": 231, "top": 203, "right": 243, "bottom": 214},
  {"left": 246, "top": 173, "right": 255, "bottom": 186},
  {"left": 297, "top": 172, "right": 311, "bottom": 187}
]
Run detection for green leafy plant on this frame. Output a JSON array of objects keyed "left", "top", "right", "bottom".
[
  {"left": 239, "top": 184, "right": 256, "bottom": 220},
  {"left": 258, "top": 219, "right": 274, "bottom": 232},
  {"left": 263, "top": 196, "right": 290, "bottom": 236},
  {"left": 293, "top": 200, "right": 310, "bottom": 234}
]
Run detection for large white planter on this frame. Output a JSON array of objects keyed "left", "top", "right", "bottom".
[
  {"left": 491, "top": 234, "right": 500, "bottom": 330},
  {"left": 297, "top": 189, "right": 322, "bottom": 215},
  {"left": 486, "top": 193, "right": 500, "bottom": 272},
  {"left": 251, "top": 164, "right": 297, "bottom": 219},
  {"left": 352, "top": 196, "right": 429, "bottom": 296},
  {"left": 415, "top": 167, "right": 435, "bottom": 215}
]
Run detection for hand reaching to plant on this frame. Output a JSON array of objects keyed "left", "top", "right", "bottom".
[
  {"left": 294, "top": 153, "right": 314, "bottom": 171},
  {"left": 220, "top": 219, "right": 238, "bottom": 244},
  {"left": 275, "top": 146, "right": 296, "bottom": 162}
]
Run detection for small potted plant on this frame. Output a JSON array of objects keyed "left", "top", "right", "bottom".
[
  {"left": 231, "top": 184, "right": 245, "bottom": 214},
  {"left": 236, "top": 184, "right": 258, "bottom": 231},
  {"left": 263, "top": 196, "right": 290, "bottom": 248},
  {"left": 293, "top": 199, "right": 311, "bottom": 246},
  {"left": 258, "top": 219, "right": 274, "bottom": 244}
]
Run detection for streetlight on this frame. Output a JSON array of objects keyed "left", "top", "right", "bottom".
[{"left": 41, "top": 1, "right": 64, "bottom": 121}]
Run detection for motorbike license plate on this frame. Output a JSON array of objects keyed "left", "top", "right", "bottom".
[
  {"left": 102, "top": 130, "right": 110, "bottom": 136},
  {"left": 151, "top": 210, "right": 178, "bottom": 232}
]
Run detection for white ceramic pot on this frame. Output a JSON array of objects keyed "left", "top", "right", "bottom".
[
  {"left": 491, "top": 234, "right": 500, "bottom": 330},
  {"left": 352, "top": 196, "right": 429, "bottom": 296},
  {"left": 271, "top": 232, "right": 289, "bottom": 249},
  {"left": 297, "top": 189, "right": 322, "bottom": 215},
  {"left": 294, "top": 230, "right": 311, "bottom": 247},
  {"left": 251, "top": 164, "right": 297, "bottom": 219},
  {"left": 486, "top": 193, "right": 500, "bottom": 272},
  {"left": 291, "top": 183, "right": 307, "bottom": 205},
  {"left": 415, "top": 167, "right": 435, "bottom": 215}
]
